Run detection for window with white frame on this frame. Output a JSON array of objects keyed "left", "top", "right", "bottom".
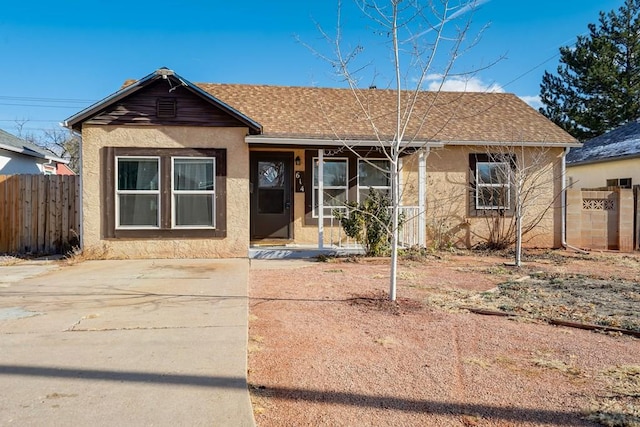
[
  {"left": 116, "top": 156, "right": 160, "bottom": 228},
  {"left": 172, "top": 157, "right": 216, "bottom": 228},
  {"left": 606, "top": 178, "right": 632, "bottom": 189},
  {"left": 108, "top": 148, "right": 226, "bottom": 238},
  {"left": 475, "top": 161, "right": 511, "bottom": 210},
  {"left": 312, "top": 158, "right": 348, "bottom": 217},
  {"left": 358, "top": 159, "right": 390, "bottom": 202}
]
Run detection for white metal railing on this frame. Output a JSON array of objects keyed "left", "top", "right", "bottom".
[
  {"left": 324, "top": 205, "right": 423, "bottom": 249},
  {"left": 397, "top": 206, "right": 422, "bottom": 248}
]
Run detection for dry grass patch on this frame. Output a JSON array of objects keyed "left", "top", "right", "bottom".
[{"left": 586, "top": 365, "right": 640, "bottom": 426}]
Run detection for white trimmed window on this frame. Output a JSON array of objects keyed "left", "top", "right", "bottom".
[
  {"left": 172, "top": 157, "right": 216, "bottom": 228},
  {"left": 312, "top": 158, "right": 348, "bottom": 217},
  {"left": 475, "top": 161, "right": 510, "bottom": 210},
  {"left": 358, "top": 159, "right": 390, "bottom": 202},
  {"left": 116, "top": 156, "right": 160, "bottom": 228}
]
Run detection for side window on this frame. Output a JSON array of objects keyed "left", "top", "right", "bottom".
[
  {"left": 475, "top": 161, "right": 511, "bottom": 210},
  {"left": 469, "top": 153, "right": 514, "bottom": 216},
  {"left": 607, "top": 178, "right": 632, "bottom": 189}
]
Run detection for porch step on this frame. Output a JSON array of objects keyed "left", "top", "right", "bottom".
[{"left": 248, "top": 246, "right": 363, "bottom": 260}]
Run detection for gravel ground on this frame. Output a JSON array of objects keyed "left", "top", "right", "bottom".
[{"left": 248, "top": 250, "right": 640, "bottom": 426}]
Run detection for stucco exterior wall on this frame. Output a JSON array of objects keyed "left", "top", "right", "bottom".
[
  {"left": 82, "top": 125, "right": 249, "bottom": 258},
  {"left": 284, "top": 145, "right": 564, "bottom": 249},
  {"left": 567, "top": 157, "right": 640, "bottom": 190},
  {"left": 401, "top": 145, "right": 564, "bottom": 249}
]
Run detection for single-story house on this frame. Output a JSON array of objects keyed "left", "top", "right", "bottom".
[
  {"left": 0, "top": 129, "right": 73, "bottom": 175},
  {"left": 64, "top": 68, "right": 578, "bottom": 259},
  {"left": 567, "top": 118, "right": 640, "bottom": 190}
]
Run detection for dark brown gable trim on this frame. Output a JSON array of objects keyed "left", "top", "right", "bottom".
[
  {"left": 102, "top": 147, "right": 227, "bottom": 239},
  {"left": 87, "top": 79, "right": 250, "bottom": 128}
]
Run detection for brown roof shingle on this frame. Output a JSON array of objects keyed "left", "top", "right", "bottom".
[{"left": 197, "top": 83, "right": 576, "bottom": 144}]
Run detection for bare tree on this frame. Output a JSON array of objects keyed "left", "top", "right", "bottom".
[
  {"left": 471, "top": 144, "right": 561, "bottom": 266},
  {"left": 309, "top": 0, "right": 493, "bottom": 300},
  {"left": 13, "top": 120, "right": 80, "bottom": 173},
  {"left": 41, "top": 128, "right": 81, "bottom": 173}
]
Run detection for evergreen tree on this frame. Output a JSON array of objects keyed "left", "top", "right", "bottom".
[{"left": 539, "top": 0, "right": 640, "bottom": 141}]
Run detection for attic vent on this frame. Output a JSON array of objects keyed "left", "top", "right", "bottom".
[{"left": 157, "top": 98, "right": 177, "bottom": 118}]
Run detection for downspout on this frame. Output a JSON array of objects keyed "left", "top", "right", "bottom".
[
  {"left": 78, "top": 131, "right": 84, "bottom": 250},
  {"left": 561, "top": 147, "right": 587, "bottom": 253},
  {"left": 418, "top": 149, "right": 427, "bottom": 247}
]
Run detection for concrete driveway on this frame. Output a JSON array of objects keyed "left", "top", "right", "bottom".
[{"left": 0, "top": 258, "right": 254, "bottom": 426}]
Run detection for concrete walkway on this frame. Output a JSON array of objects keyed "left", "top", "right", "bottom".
[{"left": 0, "top": 258, "right": 254, "bottom": 426}]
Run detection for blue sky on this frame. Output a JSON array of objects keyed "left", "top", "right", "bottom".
[{"left": 0, "top": 0, "right": 617, "bottom": 140}]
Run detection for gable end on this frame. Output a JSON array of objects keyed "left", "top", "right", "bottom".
[{"left": 84, "top": 78, "right": 252, "bottom": 129}]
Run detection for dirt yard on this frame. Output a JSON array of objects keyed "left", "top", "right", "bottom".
[{"left": 248, "top": 250, "right": 640, "bottom": 427}]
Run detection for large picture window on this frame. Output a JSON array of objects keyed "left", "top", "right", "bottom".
[
  {"left": 105, "top": 147, "right": 226, "bottom": 238},
  {"left": 312, "top": 158, "right": 348, "bottom": 217}
]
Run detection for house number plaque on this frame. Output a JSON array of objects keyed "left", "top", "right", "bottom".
[{"left": 295, "top": 171, "right": 305, "bottom": 192}]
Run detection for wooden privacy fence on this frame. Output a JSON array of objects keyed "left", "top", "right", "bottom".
[{"left": 0, "top": 175, "right": 80, "bottom": 255}]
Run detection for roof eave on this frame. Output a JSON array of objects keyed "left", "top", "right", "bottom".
[
  {"left": 246, "top": 136, "right": 580, "bottom": 148},
  {"left": 444, "top": 140, "right": 581, "bottom": 148},
  {"left": 245, "top": 136, "right": 445, "bottom": 148},
  {"left": 567, "top": 152, "right": 640, "bottom": 167},
  {"left": 0, "top": 142, "right": 68, "bottom": 163},
  {"left": 63, "top": 70, "right": 158, "bottom": 131}
]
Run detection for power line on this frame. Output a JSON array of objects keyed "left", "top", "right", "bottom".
[
  {"left": 0, "top": 102, "right": 84, "bottom": 109},
  {"left": 0, "top": 95, "right": 95, "bottom": 103},
  {"left": 0, "top": 119, "right": 60, "bottom": 122},
  {"left": 501, "top": 52, "right": 561, "bottom": 90}
]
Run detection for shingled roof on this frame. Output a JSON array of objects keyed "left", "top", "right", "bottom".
[
  {"left": 0, "top": 128, "right": 67, "bottom": 163},
  {"left": 566, "top": 118, "right": 640, "bottom": 165},
  {"left": 67, "top": 68, "right": 577, "bottom": 146},
  {"left": 198, "top": 83, "right": 577, "bottom": 145}
]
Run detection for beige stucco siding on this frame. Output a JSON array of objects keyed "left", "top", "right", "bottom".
[
  {"left": 402, "top": 145, "right": 564, "bottom": 249},
  {"left": 286, "top": 145, "right": 564, "bottom": 249},
  {"left": 567, "top": 157, "right": 640, "bottom": 190},
  {"left": 82, "top": 125, "right": 249, "bottom": 258}
]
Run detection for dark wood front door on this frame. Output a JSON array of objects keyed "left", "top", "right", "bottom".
[{"left": 250, "top": 152, "right": 293, "bottom": 239}]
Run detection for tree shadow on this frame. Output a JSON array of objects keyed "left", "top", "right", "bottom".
[
  {"left": 0, "top": 364, "right": 246, "bottom": 389},
  {"left": 250, "top": 384, "right": 603, "bottom": 426}
]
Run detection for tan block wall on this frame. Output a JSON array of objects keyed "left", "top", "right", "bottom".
[
  {"left": 565, "top": 188, "right": 635, "bottom": 251},
  {"left": 619, "top": 190, "right": 635, "bottom": 251},
  {"left": 82, "top": 125, "right": 249, "bottom": 258}
]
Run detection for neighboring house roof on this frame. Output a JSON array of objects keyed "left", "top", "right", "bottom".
[
  {"left": 65, "top": 67, "right": 578, "bottom": 146},
  {"left": 0, "top": 129, "right": 68, "bottom": 164},
  {"left": 56, "top": 163, "right": 76, "bottom": 175},
  {"left": 566, "top": 118, "right": 640, "bottom": 165}
]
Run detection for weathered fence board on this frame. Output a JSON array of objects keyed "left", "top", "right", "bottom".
[{"left": 0, "top": 174, "right": 80, "bottom": 255}]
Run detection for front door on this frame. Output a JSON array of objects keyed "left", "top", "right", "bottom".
[{"left": 250, "top": 152, "right": 293, "bottom": 239}]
